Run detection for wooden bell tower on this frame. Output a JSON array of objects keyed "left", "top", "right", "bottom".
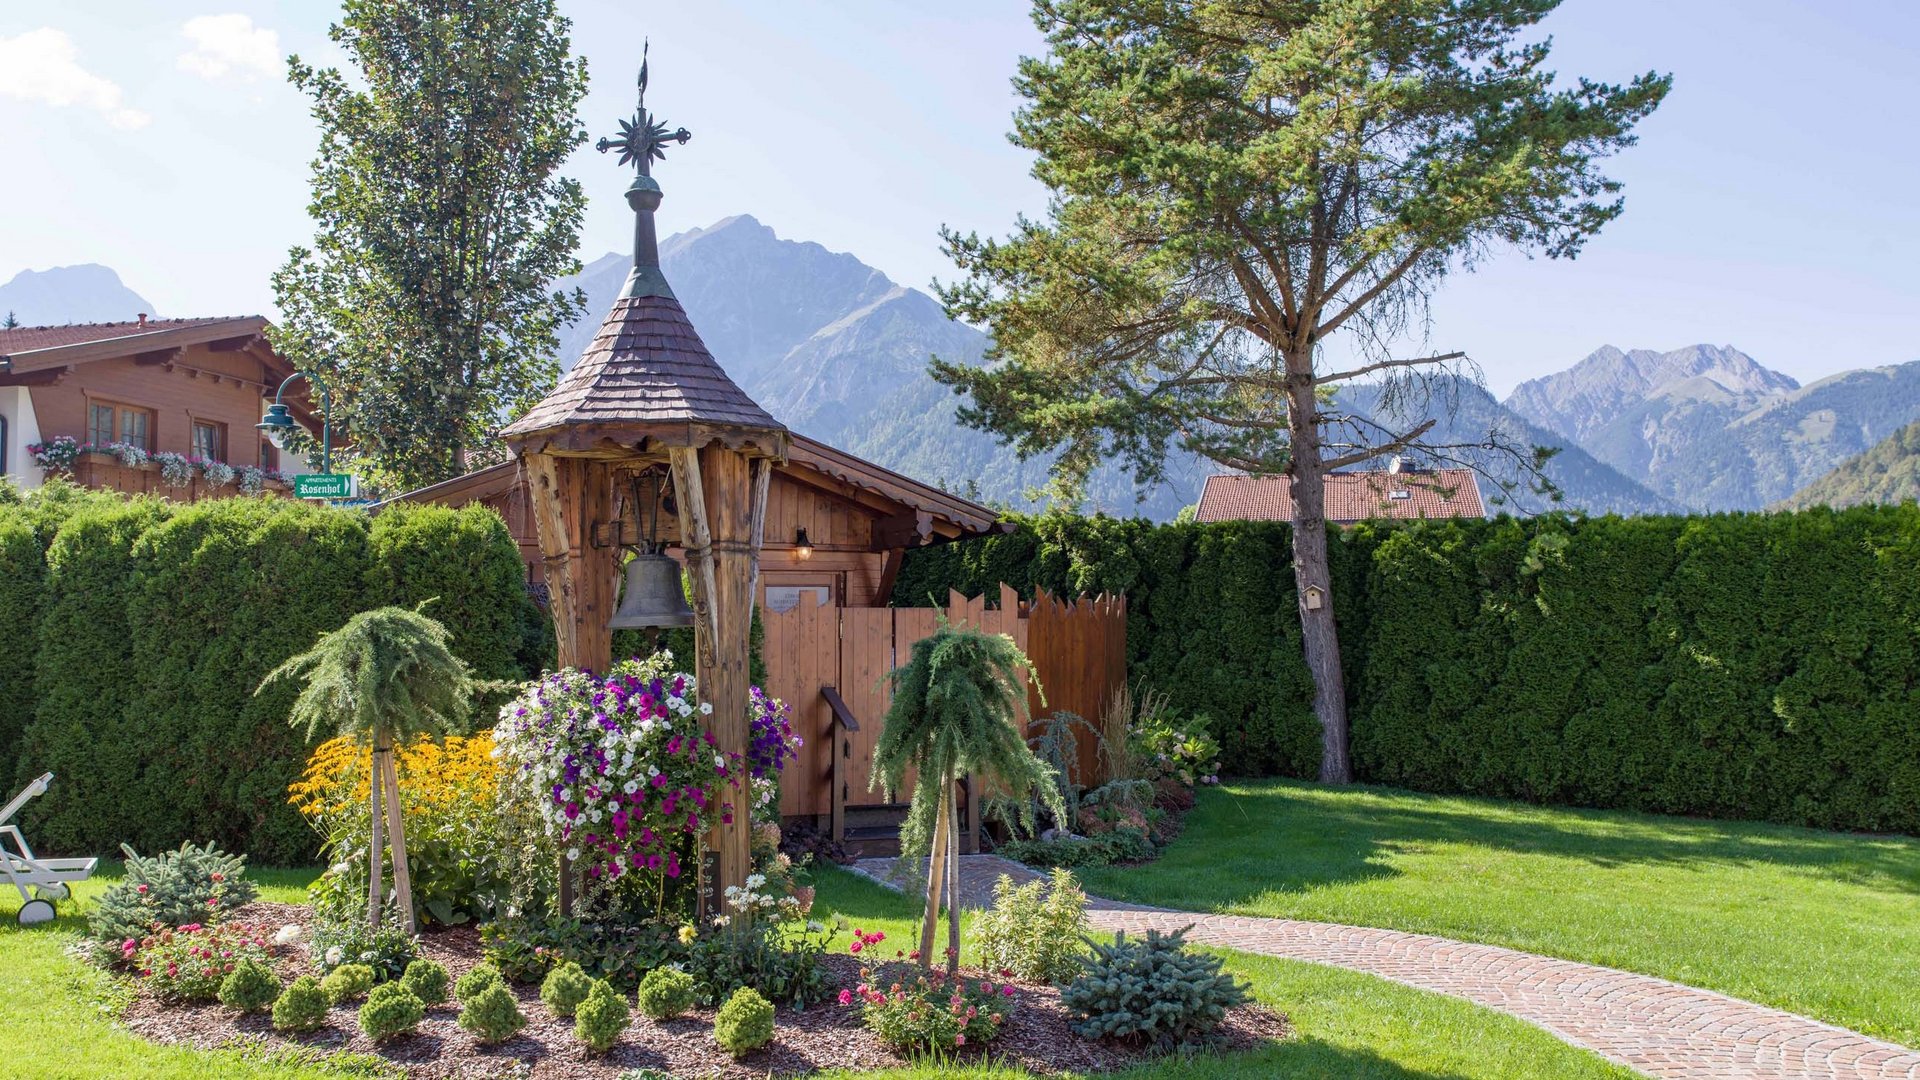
[{"left": 501, "top": 47, "right": 787, "bottom": 908}]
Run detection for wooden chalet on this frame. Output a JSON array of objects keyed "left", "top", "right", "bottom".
[{"left": 0, "top": 315, "right": 322, "bottom": 498}]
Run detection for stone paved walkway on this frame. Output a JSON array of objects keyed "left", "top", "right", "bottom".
[{"left": 851, "top": 854, "right": 1920, "bottom": 1080}]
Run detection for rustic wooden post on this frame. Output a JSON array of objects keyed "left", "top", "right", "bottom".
[{"left": 500, "top": 52, "right": 787, "bottom": 916}]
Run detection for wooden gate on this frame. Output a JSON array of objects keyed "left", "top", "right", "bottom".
[{"left": 761, "top": 584, "right": 1127, "bottom": 844}]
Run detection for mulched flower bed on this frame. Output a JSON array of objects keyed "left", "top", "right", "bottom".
[{"left": 120, "top": 901, "right": 1289, "bottom": 1078}]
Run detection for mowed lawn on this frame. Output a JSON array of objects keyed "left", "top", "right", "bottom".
[
  {"left": 1077, "top": 780, "right": 1920, "bottom": 1047},
  {"left": 0, "top": 859, "right": 1638, "bottom": 1080}
]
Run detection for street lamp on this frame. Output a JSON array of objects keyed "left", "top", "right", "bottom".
[{"left": 258, "top": 371, "right": 330, "bottom": 474}]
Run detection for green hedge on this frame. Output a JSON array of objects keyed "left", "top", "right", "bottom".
[
  {"left": 893, "top": 515, "right": 1356, "bottom": 774},
  {"left": 11, "top": 492, "right": 539, "bottom": 863},
  {"left": 896, "top": 507, "right": 1920, "bottom": 834}
]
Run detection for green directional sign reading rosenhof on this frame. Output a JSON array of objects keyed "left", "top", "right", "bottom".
[{"left": 293, "top": 473, "right": 355, "bottom": 499}]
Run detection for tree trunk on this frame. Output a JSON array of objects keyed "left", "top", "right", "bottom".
[
  {"left": 918, "top": 782, "right": 952, "bottom": 971},
  {"left": 1285, "top": 364, "right": 1353, "bottom": 783},
  {"left": 366, "top": 743, "right": 386, "bottom": 933},
  {"left": 945, "top": 781, "right": 961, "bottom": 977},
  {"left": 380, "top": 747, "right": 415, "bottom": 935}
]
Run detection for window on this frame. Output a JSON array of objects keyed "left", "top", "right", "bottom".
[
  {"left": 0, "top": 414, "right": 7, "bottom": 475},
  {"left": 88, "top": 401, "right": 152, "bottom": 450},
  {"left": 192, "top": 421, "right": 223, "bottom": 462},
  {"left": 120, "top": 409, "right": 149, "bottom": 451},
  {"left": 88, "top": 403, "right": 115, "bottom": 445},
  {"left": 259, "top": 439, "right": 277, "bottom": 471}
]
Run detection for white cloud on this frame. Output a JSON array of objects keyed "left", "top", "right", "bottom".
[
  {"left": 178, "top": 14, "right": 280, "bottom": 82},
  {"left": 0, "top": 28, "right": 150, "bottom": 130}
]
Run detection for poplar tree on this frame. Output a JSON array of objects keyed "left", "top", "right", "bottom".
[
  {"left": 273, "top": 0, "right": 589, "bottom": 492},
  {"left": 935, "top": 0, "right": 1669, "bottom": 781}
]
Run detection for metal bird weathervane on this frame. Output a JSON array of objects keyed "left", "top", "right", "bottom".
[
  {"left": 597, "top": 43, "right": 690, "bottom": 178},
  {"left": 598, "top": 42, "right": 689, "bottom": 299}
]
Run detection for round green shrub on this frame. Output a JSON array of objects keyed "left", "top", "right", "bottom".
[
  {"left": 358, "top": 981, "right": 425, "bottom": 1042},
  {"left": 540, "top": 959, "right": 593, "bottom": 1017},
  {"left": 573, "top": 979, "right": 631, "bottom": 1054},
  {"left": 321, "top": 962, "right": 376, "bottom": 1005},
  {"left": 217, "top": 958, "right": 281, "bottom": 1014},
  {"left": 272, "top": 975, "right": 331, "bottom": 1033},
  {"left": 400, "top": 958, "right": 450, "bottom": 1005},
  {"left": 454, "top": 962, "right": 505, "bottom": 1006},
  {"left": 457, "top": 982, "right": 527, "bottom": 1045},
  {"left": 713, "top": 986, "right": 774, "bottom": 1058},
  {"left": 635, "top": 966, "right": 696, "bottom": 1021}
]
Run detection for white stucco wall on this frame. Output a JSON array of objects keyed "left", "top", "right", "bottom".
[{"left": 0, "top": 386, "right": 45, "bottom": 491}]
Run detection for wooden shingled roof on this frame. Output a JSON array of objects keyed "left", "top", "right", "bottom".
[{"left": 499, "top": 293, "right": 786, "bottom": 453}]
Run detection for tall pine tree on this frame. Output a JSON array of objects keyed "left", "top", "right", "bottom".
[
  {"left": 935, "top": 0, "right": 1668, "bottom": 781},
  {"left": 273, "top": 0, "right": 589, "bottom": 492}
]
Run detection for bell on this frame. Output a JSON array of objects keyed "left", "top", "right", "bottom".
[{"left": 608, "top": 551, "right": 695, "bottom": 630}]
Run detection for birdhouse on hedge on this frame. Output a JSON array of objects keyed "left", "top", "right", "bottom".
[{"left": 500, "top": 48, "right": 785, "bottom": 908}]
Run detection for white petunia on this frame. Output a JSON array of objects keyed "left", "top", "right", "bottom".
[{"left": 699, "top": 702, "right": 713, "bottom": 716}]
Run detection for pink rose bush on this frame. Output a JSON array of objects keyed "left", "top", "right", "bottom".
[
  {"left": 842, "top": 930, "right": 1015, "bottom": 1053},
  {"left": 131, "top": 921, "right": 274, "bottom": 1002}
]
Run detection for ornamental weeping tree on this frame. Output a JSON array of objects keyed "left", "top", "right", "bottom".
[
  {"left": 873, "top": 623, "right": 1066, "bottom": 974},
  {"left": 934, "top": 0, "right": 1669, "bottom": 782},
  {"left": 260, "top": 606, "right": 485, "bottom": 934}
]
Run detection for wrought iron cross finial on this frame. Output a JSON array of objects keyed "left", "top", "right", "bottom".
[{"left": 595, "top": 40, "right": 691, "bottom": 176}]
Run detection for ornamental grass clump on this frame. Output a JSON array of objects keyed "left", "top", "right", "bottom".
[
  {"left": 458, "top": 982, "right": 527, "bottom": 1045},
  {"left": 321, "top": 962, "right": 376, "bottom": 1005},
  {"left": 874, "top": 623, "right": 1066, "bottom": 973},
  {"left": 400, "top": 958, "right": 450, "bottom": 1005},
  {"left": 976, "top": 868, "right": 1091, "bottom": 984},
  {"left": 454, "top": 962, "right": 505, "bottom": 1006},
  {"left": 217, "top": 958, "right": 282, "bottom": 1014},
  {"left": 1061, "top": 927, "right": 1249, "bottom": 1051},
  {"left": 273, "top": 975, "right": 331, "bottom": 1032},
  {"left": 573, "top": 979, "right": 632, "bottom": 1054},
  {"left": 261, "top": 605, "right": 488, "bottom": 936},
  {"left": 635, "top": 966, "right": 696, "bottom": 1020},
  {"left": 713, "top": 986, "right": 775, "bottom": 1058},
  {"left": 541, "top": 959, "right": 593, "bottom": 1017},
  {"left": 358, "top": 981, "right": 426, "bottom": 1042}
]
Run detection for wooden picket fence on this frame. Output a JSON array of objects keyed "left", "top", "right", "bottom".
[{"left": 760, "top": 585, "right": 1127, "bottom": 844}]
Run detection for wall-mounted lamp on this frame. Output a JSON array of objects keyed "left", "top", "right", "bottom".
[{"left": 794, "top": 527, "right": 813, "bottom": 561}]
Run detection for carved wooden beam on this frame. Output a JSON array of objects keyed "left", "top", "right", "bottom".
[
  {"left": 207, "top": 333, "right": 265, "bottom": 353},
  {"left": 871, "top": 509, "right": 934, "bottom": 551},
  {"left": 134, "top": 347, "right": 183, "bottom": 367}
]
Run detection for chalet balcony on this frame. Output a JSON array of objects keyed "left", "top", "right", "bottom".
[{"left": 57, "top": 446, "right": 295, "bottom": 503}]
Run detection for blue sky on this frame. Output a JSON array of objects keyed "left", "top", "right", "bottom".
[{"left": 1, "top": 0, "right": 1914, "bottom": 396}]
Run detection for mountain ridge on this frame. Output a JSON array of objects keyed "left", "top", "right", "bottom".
[
  {"left": 551, "top": 215, "right": 1671, "bottom": 520},
  {"left": 0, "top": 264, "right": 157, "bottom": 326},
  {"left": 1504, "top": 343, "right": 1920, "bottom": 512}
]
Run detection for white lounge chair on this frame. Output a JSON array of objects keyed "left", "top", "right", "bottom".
[{"left": 1, "top": 773, "right": 97, "bottom": 926}]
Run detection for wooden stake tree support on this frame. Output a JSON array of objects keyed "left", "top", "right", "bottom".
[{"left": 501, "top": 52, "right": 787, "bottom": 913}]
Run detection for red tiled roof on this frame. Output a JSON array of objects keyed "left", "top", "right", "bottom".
[
  {"left": 0, "top": 317, "right": 253, "bottom": 358},
  {"left": 501, "top": 294, "right": 783, "bottom": 443},
  {"left": 1194, "top": 469, "right": 1486, "bottom": 524}
]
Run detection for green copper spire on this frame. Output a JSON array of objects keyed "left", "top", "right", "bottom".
[{"left": 596, "top": 41, "right": 691, "bottom": 299}]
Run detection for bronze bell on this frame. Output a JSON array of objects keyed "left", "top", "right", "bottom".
[{"left": 608, "top": 551, "right": 695, "bottom": 630}]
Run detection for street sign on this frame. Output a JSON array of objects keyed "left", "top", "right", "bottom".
[{"left": 293, "top": 473, "right": 355, "bottom": 499}]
